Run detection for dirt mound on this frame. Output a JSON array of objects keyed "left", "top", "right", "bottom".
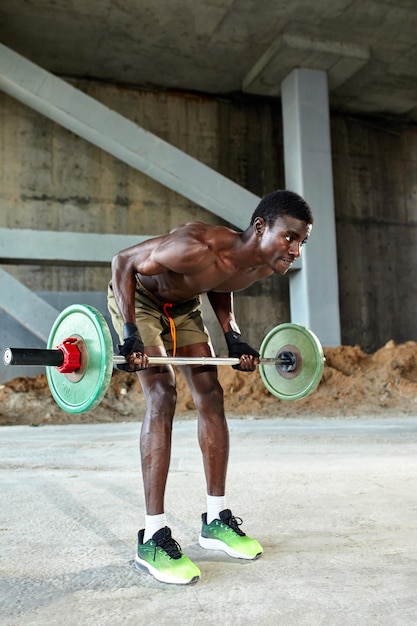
[{"left": 1, "top": 341, "right": 417, "bottom": 426}]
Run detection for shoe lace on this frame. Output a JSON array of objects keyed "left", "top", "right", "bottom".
[
  {"left": 154, "top": 534, "right": 183, "bottom": 560},
  {"left": 226, "top": 514, "right": 246, "bottom": 537}
]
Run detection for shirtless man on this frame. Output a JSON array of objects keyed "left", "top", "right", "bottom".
[{"left": 107, "top": 189, "right": 313, "bottom": 585}]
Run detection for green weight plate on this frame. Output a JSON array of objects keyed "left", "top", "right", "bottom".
[
  {"left": 46, "top": 304, "right": 113, "bottom": 414},
  {"left": 259, "top": 323, "right": 324, "bottom": 401}
]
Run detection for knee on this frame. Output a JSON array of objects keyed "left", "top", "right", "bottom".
[
  {"left": 195, "top": 379, "right": 224, "bottom": 413},
  {"left": 144, "top": 379, "right": 177, "bottom": 419}
]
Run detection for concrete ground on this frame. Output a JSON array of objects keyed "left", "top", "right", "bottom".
[{"left": 1, "top": 417, "right": 417, "bottom": 626}]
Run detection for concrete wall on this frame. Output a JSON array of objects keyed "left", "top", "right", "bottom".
[
  {"left": 331, "top": 115, "right": 417, "bottom": 351},
  {"left": 1, "top": 81, "right": 417, "bottom": 386},
  {"left": 0, "top": 82, "right": 286, "bottom": 383}
]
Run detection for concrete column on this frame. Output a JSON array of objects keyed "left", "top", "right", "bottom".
[{"left": 281, "top": 68, "right": 341, "bottom": 346}]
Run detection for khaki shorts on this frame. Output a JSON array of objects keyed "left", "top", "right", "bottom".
[{"left": 107, "top": 279, "right": 211, "bottom": 351}]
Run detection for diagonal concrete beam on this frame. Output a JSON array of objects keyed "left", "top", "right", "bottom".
[
  {"left": 0, "top": 269, "right": 59, "bottom": 343},
  {"left": 0, "top": 44, "right": 259, "bottom": 230}
]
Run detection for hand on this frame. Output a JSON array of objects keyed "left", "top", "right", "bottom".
[
  {"left": 224, "top": 331, "right": 260, "bottom": 372},
  {"left": 117, "top": 323, "right": 148, "bottom": 371}
]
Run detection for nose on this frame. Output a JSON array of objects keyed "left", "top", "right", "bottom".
[{"left": 289, "top": 241, "right": 302, "bottom": 258}]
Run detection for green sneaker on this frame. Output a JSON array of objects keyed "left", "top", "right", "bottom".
[
  {"left": 199, "top": 509, "right": 263, "bottom": 560},
  {"left": 134, "top": 527, "right": 200, "bottom": 585}
]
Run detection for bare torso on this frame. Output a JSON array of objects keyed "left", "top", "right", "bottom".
[{"left": 131, "top": 222, "right": 273, "bottom": 303}]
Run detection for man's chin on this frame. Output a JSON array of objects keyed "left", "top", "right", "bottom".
[
  {"left": 275, "top": 260, "right": 292, "bottom": 274},
  {"left": 273, "top": 266, "right": 289, "bottom": 276}
]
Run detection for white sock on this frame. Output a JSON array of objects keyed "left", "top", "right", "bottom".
[
  {"left": 144, "top": 513, "right": 166, "bottom": 543},
  {"left": 206, "top": 495, "right": 226, "bottom": 524}
]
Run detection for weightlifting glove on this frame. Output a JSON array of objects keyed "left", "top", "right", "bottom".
[
  {"left": 117, "top": 323, "right": 145, "bottom": 371},
  {"left": 224, "top": 331, "right": 260, "bottom": 371}
]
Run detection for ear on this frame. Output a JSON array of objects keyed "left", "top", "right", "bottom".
[{"left": 253, "top": 217, "right": 266, "bottom": 235}]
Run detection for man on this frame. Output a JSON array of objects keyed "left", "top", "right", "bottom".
[{"left": 108, "top": 189, "right": 313, "bottom": 585}]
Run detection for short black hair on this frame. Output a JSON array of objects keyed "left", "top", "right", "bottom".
[{"left": 250, "top": 190, "right": 314, "bottom": 227}]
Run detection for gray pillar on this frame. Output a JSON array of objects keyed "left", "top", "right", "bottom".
[{"left": 281, "top": 68, "right": 341, "bottom": 346}]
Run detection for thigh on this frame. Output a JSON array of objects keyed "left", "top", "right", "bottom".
[
  {"left": 177, "top": 342, "right": 222, "bottom": 396},
  {"left": 136, "top": 345, "right": 177, "bottom": 410},
  {"left": 174, "top": 307, "right": 211, "bottom": 350},
  {"left": 107, "top": 280, "right": 166, "bottom": 348}
]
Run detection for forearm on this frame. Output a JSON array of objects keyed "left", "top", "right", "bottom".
[
  {"left": 111, "top": 254, "right": 138, "bottom": 324},
  {"left": 208, "top": 291, "right": 258, "bottom": 370},
  {"left": 111, "top": 254, "right": 148, "bottom": 370},
  {"left": 206, "top": 291, "right": 241, "bottom": 334}
]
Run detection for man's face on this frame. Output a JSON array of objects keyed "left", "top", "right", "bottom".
[{"left": 256, "top": 215, "right": 312, "bottom": 275}]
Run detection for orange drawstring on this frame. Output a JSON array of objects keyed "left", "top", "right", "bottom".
[{"left": 163, "top": 303, "right": 177, "bottom": 357}]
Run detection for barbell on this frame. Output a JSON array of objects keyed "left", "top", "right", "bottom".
[{"left": 2, "top": 304, "right": 325, "bottom": 414}]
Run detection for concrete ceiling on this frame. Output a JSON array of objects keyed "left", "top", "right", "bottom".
[{"left": 0, "top": 0, "right": 416, "bottom": 122}]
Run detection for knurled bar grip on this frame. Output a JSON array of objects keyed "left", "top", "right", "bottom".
[{"left": 3, "top": 347, "right": 279, "bottom": 367}]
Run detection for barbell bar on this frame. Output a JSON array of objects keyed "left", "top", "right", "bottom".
[
  {"left": 2, "top": 304, "right": 325, "bottom": 413},
  {"left": 3, "top": 349, "right": 292, "bottom": 368}
]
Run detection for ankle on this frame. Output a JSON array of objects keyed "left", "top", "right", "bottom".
[
  {"left": 206, "top": 495, "right": 226, "bottom": 524},
  {"left": 144, "top": 513, "right": 166, "bottom": 542}
]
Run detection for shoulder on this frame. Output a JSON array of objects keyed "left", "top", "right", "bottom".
[
  {"left": 170, "top": 222, "right": 240, "bottom": 249},
  {"left": 170, "top": 221, "right": 236, "bottom": 237}
]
